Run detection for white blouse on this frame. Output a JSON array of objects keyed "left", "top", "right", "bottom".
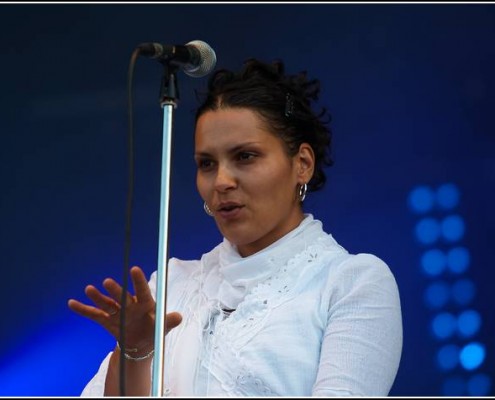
[{"left": 81, "top": 214, "right": 403, "bottom": 397}]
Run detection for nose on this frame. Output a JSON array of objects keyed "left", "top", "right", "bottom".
[{"left": 214, "top": 163, "right": 237, "bottom": 192}]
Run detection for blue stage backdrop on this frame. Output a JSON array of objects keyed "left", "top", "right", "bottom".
[{"left": 0, "top": 3, "right": 493, "bottom": 396}]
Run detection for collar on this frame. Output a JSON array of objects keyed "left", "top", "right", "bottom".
[{"left": 202, "top": 214, "right": 328, "bottom": 309}]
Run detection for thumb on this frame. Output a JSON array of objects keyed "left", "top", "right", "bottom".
[{"left": 165, "top": 311, "right": 183, "bottom": 333}]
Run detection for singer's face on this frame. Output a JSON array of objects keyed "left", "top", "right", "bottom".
[{"left": 194, "top": 107, "right": 312, "bottom": 257}]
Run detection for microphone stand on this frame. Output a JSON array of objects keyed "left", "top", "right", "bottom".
[{"left": 151, "top": 62, "right": 179, "bottom": 397}]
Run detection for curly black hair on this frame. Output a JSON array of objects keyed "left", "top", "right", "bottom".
[{"left": 195, "top": 58, "right": 334, "bottom": 192}]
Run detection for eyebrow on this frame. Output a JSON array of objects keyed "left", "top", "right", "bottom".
[{"left": 194, "top": 141, "right": 262, "bottom": 158}]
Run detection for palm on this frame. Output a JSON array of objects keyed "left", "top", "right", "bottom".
[{"left": 68, "top": 266, "right": 181, "bottom": 350}]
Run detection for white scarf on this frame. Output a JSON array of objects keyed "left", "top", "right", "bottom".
[
  {"left": 203, "top": 214, "right": 326, "bottom": 309},
  {"left": 167, "top": 214, "right": 328, "bottom": 396}
]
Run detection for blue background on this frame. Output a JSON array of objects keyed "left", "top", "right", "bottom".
[{"left": 0, "top": 3, "right": 493, "bottom": 396}]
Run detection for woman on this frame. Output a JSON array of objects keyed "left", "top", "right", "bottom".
[{"left": 68, "top": 59, "right": 403, "bottom": 396}]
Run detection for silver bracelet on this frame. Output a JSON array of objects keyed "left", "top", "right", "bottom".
[{"left": 116, "top": 341, "right": 155, "bottom": 362}]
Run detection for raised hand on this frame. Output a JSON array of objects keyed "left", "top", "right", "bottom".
[{"left": 68, "top": 266, "right": 182, "bottom": 354}]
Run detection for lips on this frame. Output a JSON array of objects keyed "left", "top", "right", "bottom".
[{"left": 216, "top": 202, "right": 244, "bottom": 219}]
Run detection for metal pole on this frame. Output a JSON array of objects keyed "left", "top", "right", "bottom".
[{"left": 151, "top": 67, "right": 179, "bottom": 396}]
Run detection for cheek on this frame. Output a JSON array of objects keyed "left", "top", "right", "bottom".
[
  {"left": 196, "top": 174, "right": 209, "bottom": 200},
  {"left": 253, "top": 168, "right": 296, "bottom": 203}
]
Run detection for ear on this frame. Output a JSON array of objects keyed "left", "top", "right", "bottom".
[{"left": 295, "top": 143, "right": 315, "bottom": 184}]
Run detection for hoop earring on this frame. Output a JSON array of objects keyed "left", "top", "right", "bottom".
[
  {"left": 204, "top": 201, "right": 214, "bottom": 216},
  {"left": 299, "top": 183, "right": 308, "bottom": 202}
]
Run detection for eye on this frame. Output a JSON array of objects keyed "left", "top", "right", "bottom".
[
  {"left": 196, "top": 158, "right": 215, "bottom": 171},
  {"left": 237, "top": 152, "right": 257, "bottom": 162}
]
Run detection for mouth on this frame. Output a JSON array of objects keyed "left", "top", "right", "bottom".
[{"left": 216, "top": 202, "right": 244, "bottom": 219}]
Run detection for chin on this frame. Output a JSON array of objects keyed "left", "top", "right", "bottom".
[{"left": 221, "top": 230, "right": 257, "bottom": 249}]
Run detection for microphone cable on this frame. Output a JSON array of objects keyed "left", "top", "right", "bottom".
[{"left": 119, "top": 46, "right": 141, "bottom": 396}]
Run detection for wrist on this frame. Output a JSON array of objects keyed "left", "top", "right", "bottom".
[{"left": 116, "top": 341, "right": 155, "bottom": 362}]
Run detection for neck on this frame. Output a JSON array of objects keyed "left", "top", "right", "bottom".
[{"left": 236, "top": 211, "right": 305, "bottom": 257}]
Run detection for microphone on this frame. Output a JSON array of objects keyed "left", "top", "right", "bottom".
[{"left": 137, "top": 40, "right": 216, "bottom": 78}]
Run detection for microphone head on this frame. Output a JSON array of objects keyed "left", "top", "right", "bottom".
[{"left": 184, "top": 40, "right": 217, "bottom": 78}]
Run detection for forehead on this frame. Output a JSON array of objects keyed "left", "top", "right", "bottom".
[{"left": 194, "top": 108, "right": 279, "bottom": 149}]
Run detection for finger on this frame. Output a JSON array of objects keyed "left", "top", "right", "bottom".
[
  {"left": 68, "top": 298, "right": 108, "bottom": 320},
  {"left": 130, "top": 266, "right": 154, "bottom": 304},
  {"left": 165, "top": 311, "right": 182, "bottom": 334},
  {"left": 68, "top": 299, "right": 121, "bottom": 339},
  {"left": 84, "top": 285, "right": 121, "bottom": 314},
  {"left": 102, "top": 278, "right": 135, "bottom": 307}
]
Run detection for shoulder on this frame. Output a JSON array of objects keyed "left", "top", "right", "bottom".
[
  {"left": 147, "top": 243, "right": 222, "bottom": 297},
  {"left": 332, "top": 251, "right": 398, "bottom": 289},
  {"left": 298, "top": 219, "right": 399, "bottom": 293},
  {"left": 323, "top": 251, "right": 401, "bottom": 313},
  {"left": 147, "top": 257, "right": 202, "bottom": 299},
  {"left": 316, "top": 232, "right": 396, "bottom": 286},
  {"left": 332, "top": 252, "right": 396, "bottom": 283},
  {"left": 315, "top": 230, "right": 394, "bottom": 282}
]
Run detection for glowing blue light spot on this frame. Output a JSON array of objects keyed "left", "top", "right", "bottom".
[
  {"left": 467, "top": 373, "right": 492, "bottom": 396},
  {"left": 415, "top": 217, "right": 441, "bottom": 244},
  {"left": 447, "top": 246, "right": 470, "bottom": 274},
  {"left": 437, "top": 344, "right": 460, "bottom": 370},
  {"left": 460, "top": 342, "right": 485, "bottom": 370},
  {"left": 408, "top": 185, "right": 435, "bottom": 213},
  {"left": 424, "top": 281, "right": 450, "bottom": 309},
  {"left": 451, "top": 278, "right": 476, "bottom": 306},
  {"left": 441, "top": 215, "right": 465, "bottom": 242},
  {"left": 432, "top": 312, "right": 456, "bottom": 339},
  {"left": 436, "top": 183, "right": 460, "bottom": 210},
  {"left": 442, "top": 375, "right": 466, "bottom": 396},
  {"left": 421, "top": 249, "right": 446, "bottom": 276},
  {"left": 457, "top": 309, "right": 481, "bottom": 338}
]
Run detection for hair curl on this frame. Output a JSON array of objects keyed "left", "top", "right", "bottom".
[{"left": 195, "top": 58, "right": 334, "bottom": 191}]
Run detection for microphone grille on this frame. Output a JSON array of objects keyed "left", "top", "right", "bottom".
[{"left": 184, "top": 40, "right": 217, "bottom": 78}]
